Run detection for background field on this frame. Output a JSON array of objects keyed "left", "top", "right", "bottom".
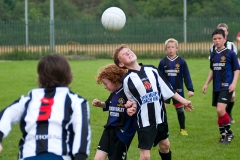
[{"left": 0, "top": 59, "right": 240, "bottom": 160}]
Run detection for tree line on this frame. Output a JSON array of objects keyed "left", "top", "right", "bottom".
[{"left": 1, "top": 0, "right": 240, "bottom": 21}]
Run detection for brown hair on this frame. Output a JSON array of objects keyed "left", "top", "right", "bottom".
[
  {"left": 37, "top": 53, "right": 72, "bottom": 88},
  {"left": 96, "top": 64, "right": 127, "bottom": 86},
  {"left": 113, "top": 44, "right": 128, "bottom": 67}
]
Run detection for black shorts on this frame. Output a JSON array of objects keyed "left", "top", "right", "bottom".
[
  {"left": 212, "top": 90, "right": 233, "bottom": 107},
  {"left": 137, "top": 122, "right": 169, "bottom": 150},
  {"left": 97, "top": 127, "right": 128, "bottom": 160}
]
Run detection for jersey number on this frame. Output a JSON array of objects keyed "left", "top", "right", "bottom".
[{"left": 37, "top": 97, "right": 54, "bottom": 121}]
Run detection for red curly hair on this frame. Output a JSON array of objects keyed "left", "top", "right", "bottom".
[{"left": 96, "top": 64, "right": 127, "bottom": 86}]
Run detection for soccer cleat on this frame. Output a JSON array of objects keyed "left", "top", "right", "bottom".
[
  {"left": 180, "top": 129, "right": 188, "bottom": 136},
  {"left": 231, "top": 119, "right": 235, "bottom": 124},
  {"left": 229, "top": 115, "right": 235, "bottom": 124},
  {"left": 227, "top": 133, "right": 234, "bottom": 142},
  {"left": 218, "top": 136, "right": 229, "bottom": 144}
]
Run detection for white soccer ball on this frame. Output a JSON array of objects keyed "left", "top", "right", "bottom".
[{"left": 101, "top": 7, "right": 126, "bottom": 32}]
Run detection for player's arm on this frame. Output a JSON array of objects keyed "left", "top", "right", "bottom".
[
  {"left": 182, "top": 60, "right": 194, "bottom": 97},
  {"left": 229, "top": 70, "right": 239, "bottom": 92},
  {"left": 202, "top": 70, "right": 213, "bottom": 94},
  {"left": 92, "top": 98, "right": 106, "bottom": 108},
  {"left": 172, "top": 93, "right": 193, "bottom": 112},
  {"left": 72, "top": 99, "right": 91, "bottom": 160}
]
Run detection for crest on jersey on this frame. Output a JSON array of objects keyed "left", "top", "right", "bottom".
[
  {"left": 175, "top": 63, "right": 180, "bottom": 70},
  {"left": 144, "top": 80, "right": 152, "bottom": 90},
  {"left": 118, "top": 98, "right": 125, "bottom": 107},
  {"left": 118, "top": 98, "right": 125, "bottom": 104},
  {"left": 220, "top": 56, "right": 226, "bottom": 62}
]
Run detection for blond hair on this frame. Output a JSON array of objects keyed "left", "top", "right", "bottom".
[
  {"left": 165, "top": 38, "right": 178, "bottom": 48},
  {"left": 217, "top": 23, "right": 228, "bottom": 31}
]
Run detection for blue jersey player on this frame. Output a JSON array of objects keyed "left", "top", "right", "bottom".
[
  {"left": 92, "top": 64, "right": 137, "bottom": 160},
  {"left": 158, "top": 38, "right": 194, "bottom": 136},
  {"left": 202, "top": 29, "right": 240, "bottom": 144}
]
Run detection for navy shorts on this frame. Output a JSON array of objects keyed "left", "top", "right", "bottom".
[
  {"left": 137, "top": 122, "right": 169, "bottom": 150},
  {"left": 24, "top": 153, "right": 64, "bottom": 160},
  {"left": 212, "top": 90, "right": 233, "bottom": 107},
  {"left": 97, "top": 127, "right": 128, "bottom": 160}
]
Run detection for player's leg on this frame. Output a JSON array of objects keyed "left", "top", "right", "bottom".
[
  {"left": 109, "top": 135, "right": 129, "bottom": 160},
  {"left": 154, "top": 122, "right": 171, "bottom": 160},
  {"left": 94, "top": 129, "right": 110, "bottom": 160},
  {"left": 215, "top": 91, "right": 233, "bottom": 143},
  {"left": 140, "top": 149, "right": 151, "bottom": 160},
  {"left": 226, "top": 91, "right": 235, "bottom": 123},
  {"left": 138, "top": 125, "right": 157, "bottom": 160},
  {"left": 173, "top": 99, "right": 187, "bottom": 135}
]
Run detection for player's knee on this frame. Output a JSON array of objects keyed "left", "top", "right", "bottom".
[
  {"left": 176, "top": 107, "right": 184, "bottom": 113},
  {"left": 141, "top": 154, "right": 150, "bottom": 160},
  {"left": 159, "top": 139, "right": 170, "bottom": 152},
  {"left": 140, "top": 150, "right": 151, "bottom": 160}
]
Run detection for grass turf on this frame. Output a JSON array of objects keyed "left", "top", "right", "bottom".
[{"left": 0, "top": 59, "right": 239, "bottom": 160}]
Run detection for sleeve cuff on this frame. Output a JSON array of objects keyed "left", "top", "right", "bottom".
[
  {"left": 74, "top": 153, "right": 87, "bottom": 160},
  {"left": 0, "top": 131, "right": 4, "bottom": 143}
]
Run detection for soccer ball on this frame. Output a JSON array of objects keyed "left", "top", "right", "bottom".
[{"left": 101, "top": 7, "right": 126, "bottom": 32}]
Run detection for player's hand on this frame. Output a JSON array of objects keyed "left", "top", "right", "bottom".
[
  {"left": 127, "top": 106, "right": 137, "bottom": 116},
  {"left": 228, "top": 83, "right": 236, "bottom": 93},
  {"left": 202, "top": 85, "right": 208, "bottom": 94},
  {"left": 124, "top": 100, "right": 133, "bottom": 108},
  {"left": 183, "top": 101, "right": 194, "bottom": 112},
  {"left": 92, "top": 99, "right": 102, "bottom": 107},
  {"left": 0, "top": 143, "right": 2, "bottom": 153},
  {"left": 188, "top": 91, "right": 194, "bottom": 98}
]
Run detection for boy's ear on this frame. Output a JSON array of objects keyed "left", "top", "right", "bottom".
[{"left": 118, "top": 62, "right": 125, "bottom": 68}]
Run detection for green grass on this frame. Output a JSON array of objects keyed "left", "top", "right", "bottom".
[{"left": 0, "top": 59, "right": 239, "bottom": 160}]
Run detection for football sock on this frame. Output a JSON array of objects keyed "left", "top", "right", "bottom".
[
  {"left": 159, "top": 150, "right": 171, "bottom": 160},
  {"left": 218, "top": 113, "right": 231, "bottom": 136},
  {"left": 176, "top": 107, "right": 185, "bottom": 129},
  {"left": 218, "top": 113, "right": 230, "bottom": 126},
  {"left": 226, "top": 102, "right": 234, "bottom": 117},
  {"left": 224, "top": 124, "right": 233, "bottom": 134}
]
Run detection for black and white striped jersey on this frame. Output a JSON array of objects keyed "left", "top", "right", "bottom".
[
  {"left": 209, "top": 40, "right": 238, "bottom": 59},
  {"left": 0, "top": 87, "right": 91, "bottom": 160},
  {"left": 122, "top": 65, "right": 175, "bottom": 128},
  {"left": 210, "top": 40, "right": 237, "bottom": 54}
]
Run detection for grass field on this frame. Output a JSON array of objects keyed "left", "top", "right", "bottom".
[{"left": 0, "top": 59, "right": 240, "bottom": 160}]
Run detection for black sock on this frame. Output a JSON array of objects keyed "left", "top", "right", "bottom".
[
  {"left": 176, "top": 107, "right": 185, "bottom": 129},
  {"left": 226, "top": 102, "right": 234, "bottom": 116},
  {"left": 159, "top": 150, "right": 171, "bottom": 160},
  {"left": 224, "top": 124, "right": 233, "bottom": 134},
  {"left": 219, "top": 126, "right": 226, "bottom": 138}
]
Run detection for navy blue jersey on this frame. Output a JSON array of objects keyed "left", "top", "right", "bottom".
[
  {"left": 123, "top": 65, "right": 175, "bottom": 128},
  {"left": 103, "top": 87, "right": 137, "bottom": 146},
  {"left": 158, "top": 55, "right": 194, "bottom": 97},
  {"left": 210, "top": 48, "right": 240, "bottom": 92}
]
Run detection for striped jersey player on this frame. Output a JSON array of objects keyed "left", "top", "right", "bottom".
[
  {"left": 0, "top": 54, "right": 91, "bottom": 160},
  {"left": 113, "top": 44, "right": 193, "bottom": 160}
]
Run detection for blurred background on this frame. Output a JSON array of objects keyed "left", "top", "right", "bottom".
[{"left": 1, "top": 0, "right": 240, "bottom": 59}]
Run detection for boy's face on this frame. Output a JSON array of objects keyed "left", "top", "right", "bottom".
[
  {"left": 102, "top": 78, "right": 118, "bottom": 93},
  {"left": 165, "top": 42, "right": 178, "bottom": 57},
  {"left": 212, "top": 34, "right": 226, "bottom": 50},
  {"left": 118, "top": 48, "right": 137, "bottom": 68},
  {"left": 218, "top": 27, "right": 228, "bottom": 37}
]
